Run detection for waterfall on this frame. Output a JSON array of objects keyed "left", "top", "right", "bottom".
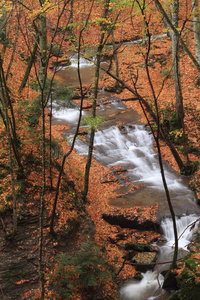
[
  {"left": 69, "top": 53, "right": 94, "bottom": 68},
  {"left": 120, "top": 271, "right": 165, "bottom": 300},
  {"left": 92, "top": 125, "right": 191, "bottom": 192},
  {"left": 51, "top": 103, "right": 200, "bottom": 299},
  {"left": 51, "top": 101, "right": 86, "bottom": 124},
  {"left": 120, "top": 215, "right": 199, "bottom": 300}
]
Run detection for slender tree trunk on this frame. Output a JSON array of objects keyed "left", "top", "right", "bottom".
[
  {"left": 102, "top": 57, "right": 185, "bottom": 172},
  {"left": 19, "top": 35, "right": 39, "bottom": 92},
  {"left": 38, "top": 1, "right": 47, "bottom": 298},
  {"left": 82, "top": 53, "right": 101, "bottom": 202},
  {"left": 4, "top": 102, "right": 17, "bottom": 235},
  {"left": 171, "top": 0, "right": 183, "bottom": 127},
  {"left": 6, "top": 3, "right": 20, "bottom": 81},
  {"left": 154, "top": 0, "right": 200, "bottom": 73},
  {"left": 50, "top": 0, "right": 95, "bottom": 234},
  {"left": 82, "top": 0, "right": 110, "bottom": 202},
  {"left": 38, "top": 1, "right": 47, "bottom": 90},
  {"left": 136, "top": 0, "right": 178, "bottom": 271},
  {"left": 39, "top": 96, "right": 46, "bottom": 300},
  {"left": 111, "top": 30, "right": 120, "bottom": 89},
  {"left": 49, "top": 92, "right": 53, "bottom": 189},
  {"left": 192, "top": 0, "right": 200, "bottom": 84},
  {"left": 0, "top": 59, "right": 23, "bottom": 171},
  {"left": 1, "top": 0, "right": 14, "bottom": 58},
  {"left": 144, "top": 29, "right": 178, "bottom": 272}
]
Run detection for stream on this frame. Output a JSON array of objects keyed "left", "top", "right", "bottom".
[{"left": 51, "top": 53, "right": 200, "bottom": 300}]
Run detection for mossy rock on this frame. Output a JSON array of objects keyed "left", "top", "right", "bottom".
[
  {"left": 125, "top": 242, "right": 159, "bottom": 253},
  {"left": 176, "top": 267, "right": 200, "bottom": 300},
  {"left": 132, "top": 252, "right": 157, "bottom": 272},
  {"left": 168, "top": 258, "right": 200, "bottom": 300}
]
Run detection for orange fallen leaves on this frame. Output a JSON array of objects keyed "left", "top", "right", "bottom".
[{"left": 14, "top": 279, "right": 30, "bottom": 285}]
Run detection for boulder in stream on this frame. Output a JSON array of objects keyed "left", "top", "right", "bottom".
[
  {"left": 132, "top": 252, "right": 158, "bottom": 272},
  {"left": 102, "top": 212, "right": 160, "bottom": 231},
  {"left": 125, "top": 242, "right": 159, "bottom": 252},
  {"left": 50, "top": 59, "right": 71, "bottom": 69}
]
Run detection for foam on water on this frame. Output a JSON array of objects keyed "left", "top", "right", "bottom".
[
  {"left": 161, "top": 214, "right": 199, "bottom": 250},
  {"left": 52, "top": 107, "right": 81, "bottom": 123},
  {"left": 52, "top": 104, "right": 199, "bottom": 299},
  {"left": 120, "top": 215, "right": 199, "bottom": 300},
  {"left": 120, "top": 271, "right": 165, "bottom": 300},
  {"left": 92, "top": 125, "right": 189, "bottom": 191},
  {"left": 69, "top": 54, "right": 94, "bottom": 68}
]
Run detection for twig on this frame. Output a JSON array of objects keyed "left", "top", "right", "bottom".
[
  {"left": 116, "top": 258, "right": 126, "bottom": 276},
  {"left": 0, "top": 285, "right": 6, "bottom": 300},
  {"left": 156, "top": 261, "right": 163, "bottom": 300}
]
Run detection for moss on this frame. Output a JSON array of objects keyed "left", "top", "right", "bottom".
[{"left": 171, "top": 258, "right": 200, "bottom": 299}]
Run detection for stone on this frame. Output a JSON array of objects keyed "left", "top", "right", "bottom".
[
  {"left": 102, "top": 213, "right": 160, "bottom": 231},
  {"left": 125, "top": 242, "right": 159, "bottom": 253},
  {"left": 132, "top": 252, "right": 157, "bottom": 272}
]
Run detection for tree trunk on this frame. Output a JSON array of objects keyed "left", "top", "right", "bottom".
[
  {"left": 111, "top": 30, "right": 120, "bottom": 88},
  {"left": 0, "top": 59, "right": 23, "bottom": 171},
  {"left": 82, "top": 0, "right": 110, "bottom": 202},
  {"left": 192, "top": 0, "right": 200, "bottom": 84},
  {"left": 6, "top": 3, "right": 20, "bottom": 81},
  {"left": 38, "top": 5, "right": 47, "bottom": 90},
  {"left": 38, "top": 2, "right": 47, "bottom": 299},
  {"left": 49, "top": 0, "right": 95, "bottom": 235},
  {"left": 154, "top": 0, "right": 200, "bottom": 73},
  {"left": 0, "top": 68, "right": 18, "bottom": 235},
  {"left": 19, "top": 35, "right": 39, "bottom": 92},
  {"left": 171, "top": 0, "right": 183, "bottom": 127}
]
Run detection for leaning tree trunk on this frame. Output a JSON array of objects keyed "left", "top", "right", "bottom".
[
  {"left": 0, "top": 60, "right": 17, "bottom": 235},
  {"left": 111, "top": 30, "right": 120, "bottom": 89},
  {"left": 82, "top": 0, "right": 110, "bottom": 202},
  {"left": 153, "top": 0, "right": 200, "bottom": 79},
  {"left": 38, "top": 1, "right": 47, "bottom": 299},
  {"left": 192, "top": 0, "right": 200, "bottom": 84},
  {"left": 171, "top": 0, "right": 183, "bottom": 127},
  {"left": 49, "top": 0, "right": 95, "bottom": 235},
  {"left": 19, "top": 35, "right": 39, "bottom": 92}
]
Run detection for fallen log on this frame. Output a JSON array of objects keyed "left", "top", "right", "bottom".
[{"left": 102, "top": 212, "right": 160, "bottom": 231}]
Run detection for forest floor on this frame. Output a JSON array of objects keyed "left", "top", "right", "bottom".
[{"left": 1, "top": 1, "right": 200, "bottom": 299}]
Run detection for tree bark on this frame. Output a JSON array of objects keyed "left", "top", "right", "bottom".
[
  {"left": 171, "top": 0, "right": 183, "bottom": 127},
  {"left": 82, "top": 0, "right": 110, "bottom": 202},
  {"left": 0, "top": 59, "right": 23, "bottom": 171},
  {"left": 192, "top": 0, "right": 200, "bottom": 83},
  {"left": 38, "top": 1, "right": 47, "bottom": 299},
  {"left": 154, "top": 0, "right": 200, "bottom": 73},
  {"left": 19, "top": 35, "right": 39, "bottom": 92},
  {"left": 50, "top": 0, "right": 95, "bottom": 235}
]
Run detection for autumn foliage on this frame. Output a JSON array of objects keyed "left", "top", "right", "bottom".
[{"left": 1, "top": 0, "right": 200, "bottom": 299}]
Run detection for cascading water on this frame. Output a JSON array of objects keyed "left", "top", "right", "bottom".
[
  {"left": 120, "top": 214, "right": 199, "bottom": 300},
  {"left": 51, "top": 81, "right": 200, "bottom": 300},
  {"left": 69, "top": 53, "right": 94, "bottom": 68},
  {"left": 51, "top": 101, "right": 85, "bottom": 125},
  {"left": 56, "top": 52, "right": 108, "bottom": 86},
  {"left": 74, "top": 125, "right": 193, "bottom": 195}
]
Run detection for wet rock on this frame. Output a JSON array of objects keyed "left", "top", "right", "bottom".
[
  {"left": 102, "top": 213, "right": 160, "bottom": 231},
  {"left": 125, "top": 242, "right": 159, "bottom": 253},
  {"left": 162, "top": 270, "right": 178, "bottom": 290},
  {"left": 132, "top": 252, "right": 157, "bottom": 272},
  {"left": 133, "top": 272, "right": 143, "bottom": 280},
  {"left": 51, "top": 59, "right": 71, "bottom": 69},
  {"left": 122, "top": 250, "right": 136, "bottom": 261}
]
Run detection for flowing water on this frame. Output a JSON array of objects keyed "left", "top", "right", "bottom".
[
  {"left": 120, "top": 214, "right": 199, "bottom": 300},
  {"left": 57, "top": 52, "right": 108, "bottom": 86},
  {"left": 52, "top": 54, "right": 200, "bottom": 300}
]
